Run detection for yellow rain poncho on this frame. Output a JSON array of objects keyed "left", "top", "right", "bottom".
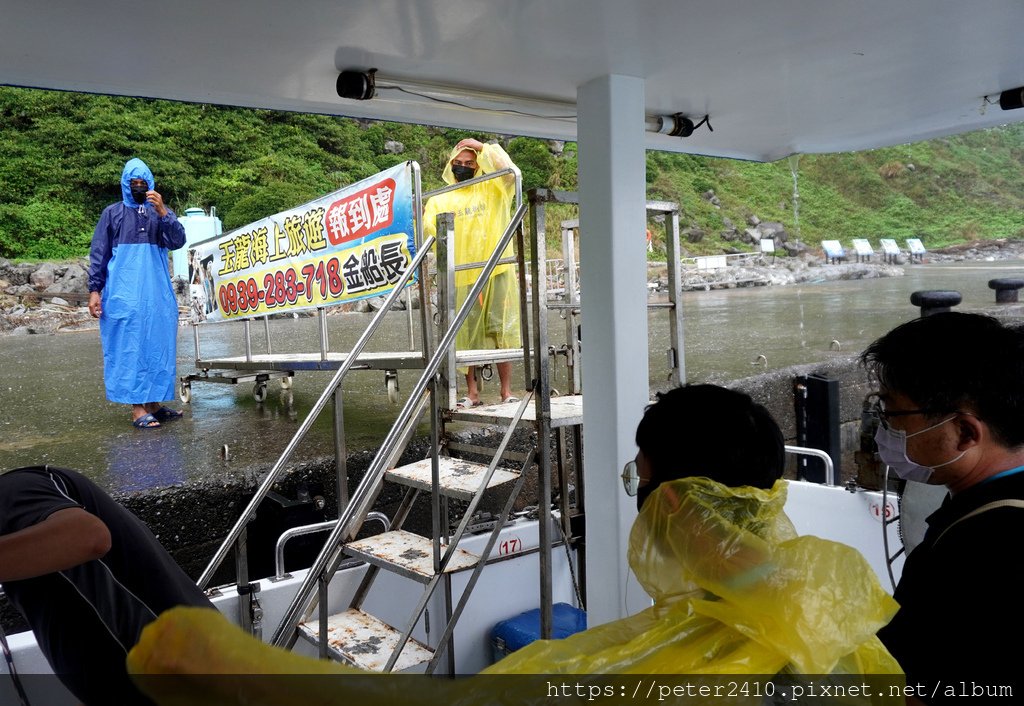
[
  {"left": 482, "top": 477, "right": 902, "bottom": 677},
  {"left": 128, "top": 478, "right": 902, "bottom": 705},
  {"left": 423, "top": 143, "right": 521, "bottom": 354}
]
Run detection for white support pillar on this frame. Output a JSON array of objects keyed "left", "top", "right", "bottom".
[{"left": 577, "top": 74, "right": 651, "bottom": 626}]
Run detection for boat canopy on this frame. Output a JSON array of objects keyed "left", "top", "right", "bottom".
[{"left": 3, "top": 1, "right": 1024, "bottom": 161}]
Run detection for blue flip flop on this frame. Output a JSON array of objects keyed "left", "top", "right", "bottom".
[
  {"left": 152, "top": 406, "right": 183, "bottom": 421},
  {"left": 132, "top": 413, "right": 161, "bottom": 429}
]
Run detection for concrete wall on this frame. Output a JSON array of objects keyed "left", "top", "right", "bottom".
[{"left": 727, "top": 355, "right": 872, "bottom": 486}]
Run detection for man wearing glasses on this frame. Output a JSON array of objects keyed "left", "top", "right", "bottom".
[{"left": 861, "top": 312, "right": 1024, "bottom": 702}]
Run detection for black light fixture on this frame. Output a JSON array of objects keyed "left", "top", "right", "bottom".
[
  {"left": 999, "top": 86, "right": 1024, "bottom": 111},
  {"left": 649, "top": 113, "right": 713, "bottom": 137},
  {"left": 337, "top": 69, "right": 377, "bottom": 101}
]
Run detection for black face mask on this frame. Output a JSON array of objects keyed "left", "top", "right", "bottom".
[
  {"left": 130, "top": 184, "right": 148, "bottom": 205},
  {"left": 451, "top": 164, "right": 476, "bottom": 182}
]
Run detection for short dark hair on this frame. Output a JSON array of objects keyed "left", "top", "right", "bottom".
[
  {"left": 635, "top": 384, "right": 785, "bottom": 490},
  {"left": 860, "top": 312, "right": 1024, "bottom": 447}
]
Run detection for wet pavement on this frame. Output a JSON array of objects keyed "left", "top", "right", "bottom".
[
  {"left": 0, "top": 310, "right": 432, "bottom": 492},
  {"left": 3, "top": 260, "right": 1024, "bottom": 495}
]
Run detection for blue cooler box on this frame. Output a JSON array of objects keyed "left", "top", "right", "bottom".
[{"left": 490, "top": 602, "right": 587, "bottom": 663}]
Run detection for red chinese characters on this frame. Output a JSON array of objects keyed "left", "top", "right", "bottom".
[{"left": 325, "top": 178, "right": 396, "bottom": 246}]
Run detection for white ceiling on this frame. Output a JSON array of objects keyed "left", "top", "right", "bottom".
[{"left": 4, "top": 0, "right": 1024, "bottom": 161}]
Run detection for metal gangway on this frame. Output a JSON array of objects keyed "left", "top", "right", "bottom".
[{"left": 193, "top": 166, "right": 688, "bottom": 673}]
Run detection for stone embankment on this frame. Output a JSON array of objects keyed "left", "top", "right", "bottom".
[
  {"left": 650, "top": 256, "right": 903, "bottom": 292},
  {"left": 0, "top": 257, "right": 419, "bottom": 335},
  {"left": 5, "top": 239, "right": 1024, "bottom": 334},
  {"left": 0, "top": 258, "right": 95, "bottom": 335}
]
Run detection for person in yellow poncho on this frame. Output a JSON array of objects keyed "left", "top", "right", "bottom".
[
  {"left": 127, "top": 385, "right": 903, "bottom": 705},
  {"left": 479, "top": 384, "right": 903, "bottom": 682},
  {"left": 422, "top": 139, "right": 522, "bottom": 407}
]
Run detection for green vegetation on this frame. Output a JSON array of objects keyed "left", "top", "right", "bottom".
[{"left": 2, "top": 86, "right": 1023, "bottom": 260}]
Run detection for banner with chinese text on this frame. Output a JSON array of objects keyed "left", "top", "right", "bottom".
[{"left": 187, "top": 162, "right": 417, "bottom": 322}]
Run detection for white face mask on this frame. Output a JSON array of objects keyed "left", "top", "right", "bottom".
[{"left": 874, "top": 415, "right": 964, "bottom": 483}]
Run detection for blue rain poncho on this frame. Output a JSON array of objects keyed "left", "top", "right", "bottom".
[{"left": 88, "top": 159, "right": 185, "bottom": 403}]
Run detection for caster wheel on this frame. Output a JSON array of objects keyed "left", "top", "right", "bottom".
[
  {"left": 180, "top": 381, "right": 192, "bottom": 404},
  {"left": 280, "top": 375, "right": 293, "bottom": 389},
  {"left": 253, "top": 381, "right": 268, "bottom": 403},
  {"left": 385, "top": 371, "right": 400, "bottom": 404}
]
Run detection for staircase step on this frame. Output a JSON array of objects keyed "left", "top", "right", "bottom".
[
  {"left": 298, "top": 608, "right": 433, "bottom": 672},
  {"left": 386, "top": 457, "right": 519, "bottom": 500},
  {"left": 344, "top": 529, "right": 479, "bottom": 582},
  {"left": 448, "top": 393, "right": 583, "bottom": 428}
]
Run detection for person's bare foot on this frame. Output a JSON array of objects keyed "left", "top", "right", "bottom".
[
  {"left": 144, "top": 402, "right": 183, "bottom": 421},
  {"left": 131, "top": 404, "right": 160, "bottom": 429}
]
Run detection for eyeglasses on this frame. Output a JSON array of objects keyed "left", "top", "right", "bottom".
[
  {"left": 621, "top": 460, "right": 641, "bottom": 496},
  {"left": 870, "top": 400, "right": 938, "bottom": 430}
]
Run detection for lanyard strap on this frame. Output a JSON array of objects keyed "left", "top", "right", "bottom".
[{"left": 934, "top": 499, "right": 1024, "bottom": 545}]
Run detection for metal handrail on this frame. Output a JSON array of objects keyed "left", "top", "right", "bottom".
[
  {"left": 197, "top": 234, "right": 436, "bottom": 589},
  {"left": 426, "top": 167, "right": 522, "bottom": 278},
  {"left": 785, "top": 444, "right": 836, "bottom": 486},
  {"left": 274, "top": 511, "right": 391, "bottom": 578},
  {"left": 422, "top": 167, "right": 517, "bottom": 200},
  {"left": 270, "top": 201, "right": 529, "bottom": 648}
]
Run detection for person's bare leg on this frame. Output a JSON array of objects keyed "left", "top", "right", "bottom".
[
  {"left": 465, "top": 367, "right": 480, "bottom": 404},
  {"left": 497, "top": 362, "right": 513, "bottom": 401}
]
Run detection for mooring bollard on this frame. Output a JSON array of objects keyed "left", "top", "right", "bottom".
[
  {"left": 988, "top": 278, "right": 1024, "bottom": 304},
  {"left": 910, "top": 290, "right": 962, "bottom": 317}
]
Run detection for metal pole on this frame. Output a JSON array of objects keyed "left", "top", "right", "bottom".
[
  {"left": 662, "top": 204, "right": 685, "bottom": 385},
  {"left": 234, "top": 528, "right": 251, "bottom": 633},
  {"left": 333, "top": 386, "right": 348, "bottom": 513},
  {"left": 243, "top": 318, "right": 252, "bottom": 362},
  {"left": 436, "top": 213, "right": 457, "bottom": 408},
  {"left": 530, "top": 196, "right": 554, "bottom": 640},
  {"left": 562, "top": 221, "right": 581, "bottom": 394},
  {"left": 318, "top": 307, "right": 329, "bottom": 361},
  {"left": 411, "top": 162, "right": 435, "bottom": 361}
]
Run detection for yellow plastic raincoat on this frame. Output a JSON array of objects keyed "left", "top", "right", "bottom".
[
  {"left": 128, "top": 478, "right": 902, "bottom": 705},
  {"left": 481, "top": 477, "right": 902, "bottom": 677},
  {"left": 423, "top": 143, "right": 521, "bottom": 353}
]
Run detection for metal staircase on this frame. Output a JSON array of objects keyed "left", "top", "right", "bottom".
[
  {"left": 197, "top": 176, "right": 686, "bottom": 674},
  {"left": 272, "top": 195, "right": 538, "bottom": 673}
]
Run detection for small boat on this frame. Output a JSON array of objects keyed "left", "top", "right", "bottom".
[{"left": 2, "top": 2, "right": 1023, "bottom": 701}]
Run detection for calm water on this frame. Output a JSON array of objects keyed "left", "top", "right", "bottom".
[{"left": 2, "top": 261, "right": 1022, "bottom": 492}]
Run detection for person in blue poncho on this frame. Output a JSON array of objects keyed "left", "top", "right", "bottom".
[{"left": 88, "top": 159, "right": 186, "bottom": 429}]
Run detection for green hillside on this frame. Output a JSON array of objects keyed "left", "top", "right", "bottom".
[{"left": 2, "top": 85, "right": 1024, "bottom": 260}]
